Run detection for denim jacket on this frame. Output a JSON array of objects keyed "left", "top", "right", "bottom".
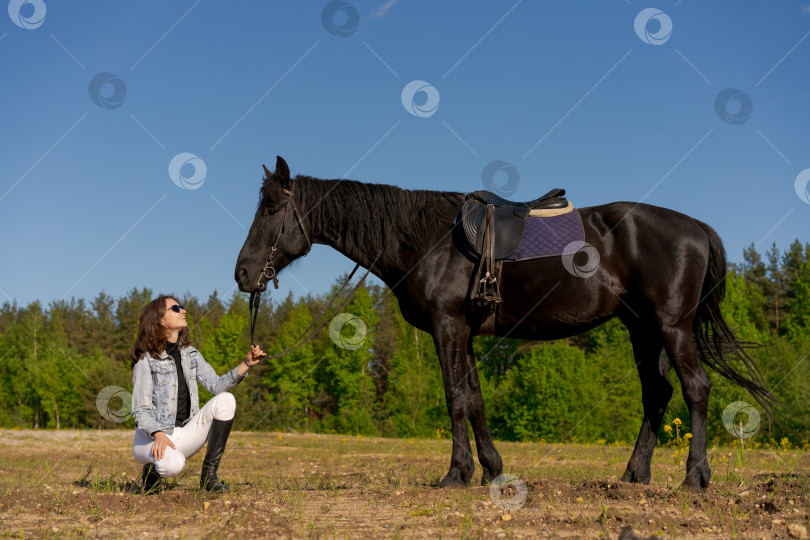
[{"left": 132, "top": 345, "right": 246, "bottom": 439}]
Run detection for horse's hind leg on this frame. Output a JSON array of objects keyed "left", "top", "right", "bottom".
[
  {"left": 661, "top": 322, "right": 712, "bottom": 491},
  {"left": 621, "top": 326, "right": 672, "bottom": 484},
  {"left": 465, "top": 337, "right": 503, "bottom": 485}
]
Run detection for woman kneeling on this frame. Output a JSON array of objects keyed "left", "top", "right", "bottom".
[{"left": 130, "top": 295, "right": 265, "bottom": 494}]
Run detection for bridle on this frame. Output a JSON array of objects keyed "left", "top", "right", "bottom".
[
  {"left": 248, "top": 186, "right": 380, "bottom": 358},
  {"left": 254, "top": 187, "right": 311, "bottom": 293}
]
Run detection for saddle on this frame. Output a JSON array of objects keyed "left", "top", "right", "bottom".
[{"left": 460, "top": 188, "right": 570, "bottom": 303}]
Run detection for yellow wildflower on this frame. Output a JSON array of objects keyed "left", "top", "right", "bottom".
[
  {"left": 673, "top": 418, "right": 682, "bottom": 427},
  {"left": 664, "top": 425, "right": 673, "bottom": 434},
  {"left": 685, "top": 433, "right": 693, "bottom": 439}
]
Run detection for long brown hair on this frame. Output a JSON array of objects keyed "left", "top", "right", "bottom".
[{"left": 130, "top": 294, "right": 190, "bottom": 367}]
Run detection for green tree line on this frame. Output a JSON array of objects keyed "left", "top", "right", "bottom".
[{"left": 0, "top": 240, "right": 807, "bottom": 445}]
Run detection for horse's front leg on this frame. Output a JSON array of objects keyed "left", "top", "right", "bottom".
[
  {"left": 433, "top": 319, "right": 476, "bottom": 487},
  {"left": 466, "top": 336, "right": 503, "bottom": 485}
]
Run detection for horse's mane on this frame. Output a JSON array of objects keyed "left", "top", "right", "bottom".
[{"left": 292, "top": 175, "right": 463, "bottom": 267}]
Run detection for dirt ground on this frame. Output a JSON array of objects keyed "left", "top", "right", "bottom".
[{"left": 0, "top": 430, "right": 808, "bottom": 539}]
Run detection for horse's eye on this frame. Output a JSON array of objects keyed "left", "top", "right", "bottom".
[{"left": 264, "top": 207, "right": 275, "bottom": 217}]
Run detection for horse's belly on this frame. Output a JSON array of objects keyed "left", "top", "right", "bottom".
[
  {"left": 492, "top": 313, "right": 615, "bottom": 340},
  {"left": 489, "top": 257, "right": 619, "bottom": 340}
]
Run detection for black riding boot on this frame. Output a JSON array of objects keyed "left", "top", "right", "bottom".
[
  {"left": 200, "top": 418, "right": 234, "bottom": 493},
  {"left": 141, "top": 463, "right": 163, "bottom": 494}
]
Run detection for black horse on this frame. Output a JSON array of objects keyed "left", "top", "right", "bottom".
[{"left": 235, "top": 156, "right": 779, "bottom": 491}]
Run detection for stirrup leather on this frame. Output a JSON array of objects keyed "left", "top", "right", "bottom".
[{"left": 470, "top": 204, "right": 503, "bottom": 304}]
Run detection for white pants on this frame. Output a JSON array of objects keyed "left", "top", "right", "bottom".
[{"left": 132, "top": 392, "right": 236, "bottom": 478}]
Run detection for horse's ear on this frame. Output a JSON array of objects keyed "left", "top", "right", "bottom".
[
  {"left": 262, "top": 164, "right": 272, "bottom": 179},
  {"left": 275, "top": 156, "right": 290, "bottom": 181}
]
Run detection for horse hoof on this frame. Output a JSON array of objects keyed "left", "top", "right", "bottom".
[
  {"left": 620, "top": 469, "right": 651, "bottom": 484},
  {"left": 480, "top": 469, "right": 502, "bottom": 486},
  {"left": 679, "top": 480, "right": 707, "bottom": 493},
  {"left": 440, "top": 472, "right": 468, "bottom": 489},
  {"left": 440, "top": 478, "right": 466, "bottom": 488},
  {"left": 680, "top": 473, "right": 710, "bottom": 492},
  {"left": 681, "top": 462, "right": 711, "bottom": 491}
]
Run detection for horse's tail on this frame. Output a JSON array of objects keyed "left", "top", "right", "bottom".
[{"left": 693, "top": 221, "right": 783, "bottom": 419}]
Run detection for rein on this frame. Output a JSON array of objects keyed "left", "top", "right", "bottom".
[{"left": 247, "top": 186, "right": 380, "bottom": 358}]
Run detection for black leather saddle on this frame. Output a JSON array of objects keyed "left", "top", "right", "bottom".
[
  {"left": 461, "top": 189, "right": 567, "bottom": 259},
  {"left": 459, "top": 188, "right": 567, "bottom": 304},
  {"left": 469, "top": 188, "right": 568, "bottom": 210}
]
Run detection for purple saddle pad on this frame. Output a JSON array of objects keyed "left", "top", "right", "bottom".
[{"left": 510, "top": 209, "right": 585, "bottom": 261}]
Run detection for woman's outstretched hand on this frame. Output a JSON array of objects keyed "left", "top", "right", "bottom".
[
  {"left": 238, "top": 345, "right": 266, "bottom": 376},
  {"left": 244, "top": 345, "right": 266, "bottom": 367}
]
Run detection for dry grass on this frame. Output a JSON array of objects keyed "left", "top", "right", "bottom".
[{"left": 0, "top": 429, "right": 808, "bottom": 538}]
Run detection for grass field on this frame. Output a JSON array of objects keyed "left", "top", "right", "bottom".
[{"left": 0, "top": 429, "right": 808, "bottom": 538}]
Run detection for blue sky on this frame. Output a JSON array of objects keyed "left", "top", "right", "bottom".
[{"left": 1, "top": 1, "right": 809, "bottom": 307}]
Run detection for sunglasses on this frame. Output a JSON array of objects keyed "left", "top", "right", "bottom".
[{"left": 168, "top": 304, "right": 185, "bottom": 313}]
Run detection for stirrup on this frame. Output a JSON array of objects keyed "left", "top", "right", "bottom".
[{"left": 474, "top": 273, "right": 502, "bottom": 304}]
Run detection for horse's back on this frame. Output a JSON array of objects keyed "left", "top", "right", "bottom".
[
  {"left": 579, "top": 201, "right": 712, "bottom": 270},
  {"left": 491, "top": 201, "right": 713, "bottom": 339},
  {"left": 579, "top": 201, "right": 710, "bottom": 241}
]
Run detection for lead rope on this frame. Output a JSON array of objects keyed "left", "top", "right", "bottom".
[
  {"left": 249, "top": 290, "right": 261, "bottom": 346},
  {"left": 248, "top": 254, "right": 379, "bottom": 357},
  {"left": 248, "top": 262, "right": 359, "bottom": 347}
]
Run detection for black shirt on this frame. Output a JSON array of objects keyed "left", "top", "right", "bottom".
[{"left": 166, "top": 341, "right": 191, "bottom": 426}]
